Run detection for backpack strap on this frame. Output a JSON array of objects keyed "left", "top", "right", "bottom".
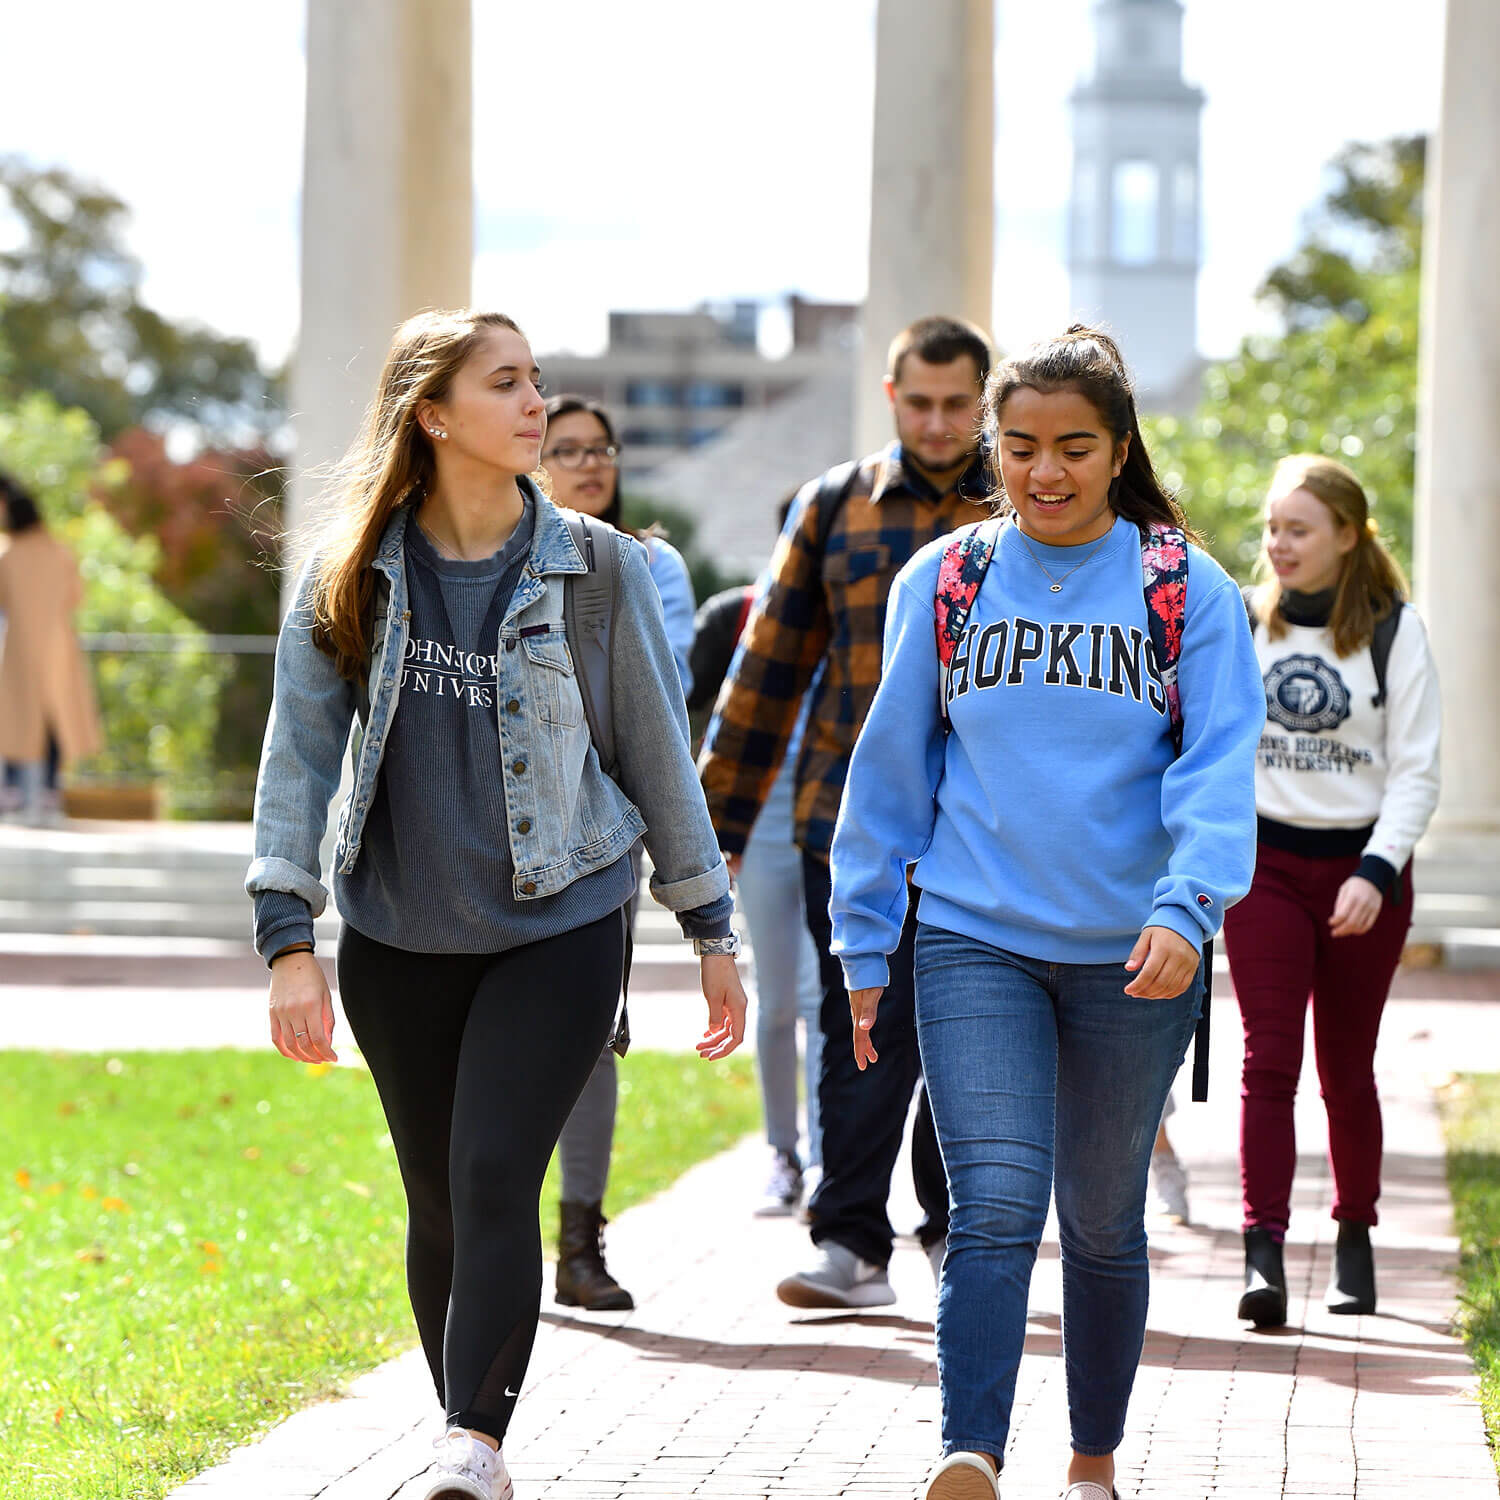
[
  {"left": 934, "top": 519, "right": 1001, "bottom": 726},
  {"left": 1140, "top": 523, "right": 1216, "bottom": 1100},
  {"left": 1370, "top": 597, "right": 1402, "bottom": 708},
  {"left": 562, "top": 512, "right": 620, "bottom": 777},
  {"left": 811, "top": 458, "right": 862, "bottom": 552},
  {"left": 1140, "top": 523, "right": 1189, "bottom": 756}
]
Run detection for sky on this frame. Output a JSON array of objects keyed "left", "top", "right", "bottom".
[{"left": 0, "top": 1, "right": 1445, "bottom": 368}]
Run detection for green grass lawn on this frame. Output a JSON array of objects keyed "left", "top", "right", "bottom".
[
  {"left": 0, "top": 1048, "right": 759, "bottom": 1500},
  {"left": 1441, "top": 1072, "right": 1500, "bottom": 1475}
]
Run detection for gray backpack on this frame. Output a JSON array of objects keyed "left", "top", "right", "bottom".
[{"left": 561, "top": 511, "right": 621, "bottom": 776}]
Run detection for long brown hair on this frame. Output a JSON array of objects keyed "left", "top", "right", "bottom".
[
  {"left": 981, "top": 324, "right": 1199, "bottom": 542},
  {"left": 307, "top": 309, "right": 528, "bottom": 680},
  {"left": 1256, "top": 454, "right": 1407, "bottom": 656}
]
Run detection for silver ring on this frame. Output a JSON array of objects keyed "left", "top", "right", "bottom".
[{"left": 294, "top": 1030, "right": 308, "bottom": 1038}]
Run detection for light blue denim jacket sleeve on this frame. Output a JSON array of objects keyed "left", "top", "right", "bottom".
[
  {"left": 244, "top": 550, "right": 354, "bottom": 917},
  {"left": 644, "top": 536, "right": 696, "bottom": 701},
  {"left": 611, "top": 535, "right": 728, "bottom": 911}
]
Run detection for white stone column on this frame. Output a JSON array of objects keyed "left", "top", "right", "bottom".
[
  {"left": 1415, "top": 0, "right": 1500, "bottom": 840},
  {"left": 287, "top": 0, "right": 473, "bottom": 587},
  {"left": 854, "top": 0, "right": 994, "bottom": 458}
]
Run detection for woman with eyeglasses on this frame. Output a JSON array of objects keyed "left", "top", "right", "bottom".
[{"left": 537, "top": 395, "right": 697, "bottom": 1313}]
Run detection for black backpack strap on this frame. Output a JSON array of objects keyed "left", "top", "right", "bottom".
[
  {"left": 811, "top": 458, "right": 862, "bottom": 552},
  {"left": 1370, "top": 599, "right": 1402, "bottom": 708},
  {"left": 562, "top": 512, "right": 620, "bottom": 776}
]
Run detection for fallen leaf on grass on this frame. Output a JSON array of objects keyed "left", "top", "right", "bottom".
[
  {"left": 343, "top": 1180, "right": 372, "bottom": 1199},
  {"left": 242, "top": 1147, "right": 261, "bottom": 1161},
  {"left": 101, "top": 1197, "right": 130, "bottom": 1214},
  {"left": 14, "top": 1169, "right": 30, "bottom": 1190},
  {"left": 58, "top": 1101, "right": 78, "bottom": 1117},
  {"left": 80, "top": 1186, "right": 98, "bottom": 1201},
  {"left": 76, "top": 1246, "right": 107, "bottom": 1263},
  {"left": 199, "top": 1241, "right": 221, "bottom": 1255}
]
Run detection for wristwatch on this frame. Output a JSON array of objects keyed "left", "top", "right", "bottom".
[{"left": 692, "top": 932, "right": 743, "bottom": 957}]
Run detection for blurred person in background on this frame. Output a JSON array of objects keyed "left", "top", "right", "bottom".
[
  {"left": 689, "top": 505, "right": 824, "bottom": 1214},
  {"left": 538, "top": 394, "right": 696, "bottom": 1310},
  {"left": 0, "top": 471, "right": 100, "bottom": 821},
  {"left": 700, "top": 316, "right": 995, "bottom": 1309},
  {"left": 1229, "top": 455, "right": 1441, "bottom": 1328}
]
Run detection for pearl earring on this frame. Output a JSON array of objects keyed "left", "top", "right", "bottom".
[{"left": 431, "top": 428, "right": 447, "bottom": 440}]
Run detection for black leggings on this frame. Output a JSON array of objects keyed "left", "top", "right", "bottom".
[{"left": 337, "top": 908, "right": 626, "bottom": 1440}]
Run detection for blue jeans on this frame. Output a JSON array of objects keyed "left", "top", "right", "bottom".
[
  {"left": 738, "top": 755, "right": 823, "bottom": 1167},
  {"left": 914, "top": 923, "right": 1202, "bottom": 1463}
]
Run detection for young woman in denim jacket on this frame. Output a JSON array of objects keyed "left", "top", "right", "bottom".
[
  {"left": 246, "top": 309, "right": 746, "bottom": 1500},
  {"left": 829, "top": 329, "right": 1263, "bottom": 1500},
  {"left": 534, "top": 393, "right": 697, "bottom": 1313}
]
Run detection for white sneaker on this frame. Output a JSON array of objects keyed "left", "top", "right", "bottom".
[
  {"left": 1147, "top": 1151, "right": 1190, "bottom": 1224},
  {"left": 1062, "top": 1483, "right": 1119, "bottom": 1500},
  {"left": 924, "top": 1450, "right": 999, "bottom": 1498},
  {"left": 754, "top": 1148, "right": 804, "bottom": 1217},
  {"left": 925, "top": 1235, "right": 946, "bottom": 1286},
  {"left": 798, "top": 1163, "right": 823, "bottom": 1224},
  {"left": 776, "top": 1241, "right": 895, "bottom": 1309},
  {"left": 424, "top": 1429, "right": 513, "bottom": 1500}
]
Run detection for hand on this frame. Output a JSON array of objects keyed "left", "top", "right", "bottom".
[
  {"left": 696, "top": 954, "right": 747, "bottom": 1060},
  {"left": 1123, "top": 926, "right": 1201, "bottom": 999},
  {"left": 1329, "top": 875, "right": 1383, "bottom": 938},
  {"left": 726, "top": 853, "right": 743, "bottom": 881},
  {"left": 268, "top": 951, "right": 338, "bottom": 1063},
  {"left": 849, "top": 986, "right": 884, "bottom": 1070}
]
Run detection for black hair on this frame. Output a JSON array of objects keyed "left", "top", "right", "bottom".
[
  {"left": 0, "top": 472, "right": 44, "bottom": 534},
  {"left": 543, "top": 395, "right": 623, "bottom": 530},
  {"left": 888, "top": 315, "right": 992, "bottom": 388},
  {"left": 981, "top": 324, "right": 1197, "bottom": 541}
]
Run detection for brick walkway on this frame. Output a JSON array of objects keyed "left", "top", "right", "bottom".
[{"left": 160, "top": 976, "right": 1500, "bottom": 1500}]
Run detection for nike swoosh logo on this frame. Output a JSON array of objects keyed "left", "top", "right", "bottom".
[{"left": 504, "top": 1387, "right": 519, "bottom": 1399}]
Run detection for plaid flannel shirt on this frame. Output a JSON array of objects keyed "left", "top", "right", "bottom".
[{"left": 698, "top": 440, "right": 990, "bottom": 862}]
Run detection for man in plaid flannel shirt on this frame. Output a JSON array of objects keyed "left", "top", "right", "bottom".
[{"left": 699, "top": 316, "right": 992, "bottom": 1308}]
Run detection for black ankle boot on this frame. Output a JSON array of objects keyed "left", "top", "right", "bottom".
[
  {"left": 555, "top": 1200, "right": 634, "bottom": 1311},
  {"left": 1237, "top": 1226, "right": 1287, "bottom": 1327},
  {"left": 1326, "top": 1220, "right": 1376, "bottom": 1315}
]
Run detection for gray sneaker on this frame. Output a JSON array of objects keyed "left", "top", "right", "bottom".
[
  {"left": 776, "top": 1241, "right": 895, "bottom": 1308},
  {"left": 926, "top": 1235, "right": 947, "bottom": 1285},
  {"left": 1147, "top": 1151, "right": 1190, "bottom": 1224}
]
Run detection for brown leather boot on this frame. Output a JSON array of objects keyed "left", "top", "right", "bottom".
[{"left": 555, "top": 1200, "right": 634, "bottom": 1311}]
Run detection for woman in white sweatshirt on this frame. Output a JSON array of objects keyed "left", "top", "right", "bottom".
[{"left": 1228, "top": 454, "right": 1440, "bottom": 1329}]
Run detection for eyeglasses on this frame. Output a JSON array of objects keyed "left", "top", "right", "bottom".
[{"left": 542, "top": 443, "right": 619, "bottom": 470}]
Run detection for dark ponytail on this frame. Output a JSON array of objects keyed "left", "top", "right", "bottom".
[{"left": 980, "top": 324, "right": 1199, "bottom": 543}]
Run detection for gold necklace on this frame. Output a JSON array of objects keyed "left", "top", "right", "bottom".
[{"left": 1014, "top": 524, "right": 1112, "bottom": 593}]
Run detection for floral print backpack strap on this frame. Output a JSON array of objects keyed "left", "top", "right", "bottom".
[
  {"left": 934, "top": 519, "right": 1001, "bottom": 724},
  {"left": 1140, "top": 522, "right": 1189, "bottom": 755}
]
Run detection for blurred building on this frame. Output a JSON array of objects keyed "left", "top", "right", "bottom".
[
  {"left": 1068, "top": 0, "right": 1204, "bottom": 410},
  {"left": 538, "top": 295, "right": 858, "bottom": 489}
]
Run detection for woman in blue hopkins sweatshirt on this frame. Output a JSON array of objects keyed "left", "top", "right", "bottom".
[
  {"left": 246, "top": 310, "right": 745, "bottom": 1500},
  {"left": 829, "top": 328, "right": 1264, "bottom": 1500},
  {"left": 537, "top": 394, "right": 696, "bottom": 1314}
]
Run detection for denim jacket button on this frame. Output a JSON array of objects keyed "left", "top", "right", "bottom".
[
  {"left": 520, "top": 881, "right": 537, "bottom": 896},
  {"left": 517, "top": 820, "right": 532, "bottom": 834},
  {"left": 512, "top": 759, "right": 527, "bottom": 774},
  {"left": 507, "top": 698, "right": 520, "bottom": 714},
  {"left": 505, "top": 639, "right": 518, "bottom": 652}
]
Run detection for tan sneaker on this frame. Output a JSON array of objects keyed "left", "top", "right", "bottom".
[{"left": 924, "top": 1450, "right": 999, "bottom": 1498}]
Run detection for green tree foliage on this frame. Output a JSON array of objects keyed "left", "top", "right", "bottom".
[
  {"left": 1148, "top": 136, "right": 1424, "bottom": 581},
  {"left": 100, "top": 430, "right": 282, "bottom": 812},
  {"left": 0, "top": 160, "right": 283, "bottom": 442},
  {"left": 0, "top": 394, "right": 227, "bottom": 797}
]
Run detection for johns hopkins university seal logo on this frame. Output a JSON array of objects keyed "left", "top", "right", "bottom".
[{"left": 1264, "top": 654, "right": 1352, "bottom": 733}]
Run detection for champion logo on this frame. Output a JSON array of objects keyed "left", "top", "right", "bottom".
[{"left": 1196, "top": 893, "right": 1213, "bottom": 908}]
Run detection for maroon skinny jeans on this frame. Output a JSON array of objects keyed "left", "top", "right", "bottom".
[{"left": 1223, "top": 842, "right": 1411, "bottom": 1237}]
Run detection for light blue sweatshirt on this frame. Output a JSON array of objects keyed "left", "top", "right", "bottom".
[
  {"left": 830, "top": 513, "right": 1265, "bottom": 990},
  {"left": 645, "top": 536, "right": 695, "bottom": 700}
]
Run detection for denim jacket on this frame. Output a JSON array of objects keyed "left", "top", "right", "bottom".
[{"left": 245, "top": 487, "right": 730, "bottom": 922}]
